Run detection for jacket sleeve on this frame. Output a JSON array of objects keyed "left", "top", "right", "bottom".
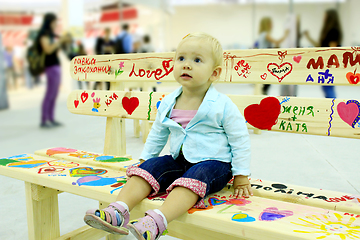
[
  {"left": 139, "top": 103, "right": 170, "bottom": 160},
  {"left": 222, "top": 99, "right": 251, "bottom": 176}
]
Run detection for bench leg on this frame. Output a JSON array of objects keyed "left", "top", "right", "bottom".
[
  {"left": 25, "top": 182, "right": 60, "bottom": 240},
  {"left": 141, "top": 121, "right": 150, "bottom": 143},
  {"left": 134, "top": 119, "right": 140, "bottom": 138}
]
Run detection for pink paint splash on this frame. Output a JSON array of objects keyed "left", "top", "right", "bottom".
[{"left": 226, "top": 198, "right": 252, "bottom": 206}]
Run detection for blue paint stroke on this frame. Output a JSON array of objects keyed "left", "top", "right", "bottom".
[
  {"left": 279, "top": 97, "right": 290, "bottom": 105},
  {"left": 110, "top": 186, "right": 124, "bottom": 194},
  {"left": 260, "top": 212, "right": 286, "bottom": 221},
  {"left": 328, "top": 98, "right": 335, "bottom": 136},
  {"left": 231, "top": 213, "right": 256, "bottom": 223},
  {"left": 95, "top": 156, "right": 114, "bottom": 161}
]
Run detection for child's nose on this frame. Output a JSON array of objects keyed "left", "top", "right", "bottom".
[{"left": 183, "top": 61, "right": 192, "bottom": 70}]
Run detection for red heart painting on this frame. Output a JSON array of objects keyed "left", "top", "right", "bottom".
[
  {"left": 122, "top": 97, "right": 139, "bottom": 115},
  {"left": 292, "top": 55, "right": 302, "bottom": 63},
  {"left": 81, "top": 91, "right": 88, "bottom": 103},
  {"left": 267, "top": 62, "right": 293, "bottom": 82},
  {"left": 244, "top": 97, "right": 281, "bottom": 130},
  {"left": 74, "top": 100, "right": 79, "bottom": 108},
  {"left": 38, "top": 167, "right": 65, "bottom": 174},
  {"left": 346, "top": 72, "right": 360, "bottom": 85},
  {"left": 260, "top": 73, "right": 267, "bottom": 80},
  {"left": 337, "top": 101, "right": 360, "bottom": 128}
]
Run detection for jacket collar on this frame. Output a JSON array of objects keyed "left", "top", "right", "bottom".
[{"left": 160, "top": 85, "right": 219, "bottom": 129}]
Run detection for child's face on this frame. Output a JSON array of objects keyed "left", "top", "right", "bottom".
[{"left": 174, "top": 38, "right": 220, "bottom": 91}]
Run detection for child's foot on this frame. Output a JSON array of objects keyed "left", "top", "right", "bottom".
[
  {"left": 128, "top": 210, "right": 167, "bottom": 240},
  {"left": 84, "top": 202, "right": 130, "bottom": 235}
]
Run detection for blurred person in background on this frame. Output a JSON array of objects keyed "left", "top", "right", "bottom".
[
  {"left": 258, "top": 17, "right": 289, "bottom": 95},
  {"left": 94, "top": 27, "right": 114, "bottom": 90},
  {"left": 61, "top": 32, "right": 77, "bottom": 61},
  {"left": 36, "top": 12, "right": 69, "bottom": 128},
  {"left": 137, "top": 35, "right": 157, "bottom": 92},
  {"left": 76, "top": 41, "right": 90, "bottom": 90},
  {"left": 4, "top": 46, "right": 17, "bottom": 90},
  {"left": 303, "top": 9, "right": 342, "bottom": 98},
  {"left": 0, "top": 32, "right": 9, "bottom": 110},
  {"left": 138, "top": 35, "right": 154, "bottom": 53},
  {"left": 115, "top": 24, "right": 133, "bottom": 54}
]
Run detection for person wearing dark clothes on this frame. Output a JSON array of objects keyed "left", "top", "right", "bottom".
[
  {"left": 304, "top": 9, "right": 342, "bottom": 98},
  {"left": 36, "top": 13, "right": 68, "bottom": 128},
  {"left": 93, "top": 28, "right": 114, "bottom": 90}
]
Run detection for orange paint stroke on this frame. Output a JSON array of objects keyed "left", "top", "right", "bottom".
[{"left": 188, "top": 206, "right": 213, "bottom": 214}]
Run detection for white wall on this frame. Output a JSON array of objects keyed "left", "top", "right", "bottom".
[{"left": 165, "top": 0, "right": 359, "bottom": 51}]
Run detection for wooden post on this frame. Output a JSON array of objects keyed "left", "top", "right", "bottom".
[
  {"left": 253, "top": 84, "right": 262, "bottom": 135},
  {"left": 25, "top": 183, "right": 60, "bottom": 240},
  {"left": 104, "top": 117, "right": 126, "bottom": 156},
  {"left": 134, "top": 119, "right": 141, "bottom": 138},
  {"left": 104, "top": 82, "right": 127, "bottom": 156}
]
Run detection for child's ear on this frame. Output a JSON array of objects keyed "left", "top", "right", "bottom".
[{"left": 210, "top": 66, "right": 222, "bottom": 82}]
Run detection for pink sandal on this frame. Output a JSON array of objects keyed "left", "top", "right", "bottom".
[
  {"left": 84, "top": 202, "right": 129, "bottom": 235},
  {"left": 128, "top": 210, "right": 167, "bottom": 240}
]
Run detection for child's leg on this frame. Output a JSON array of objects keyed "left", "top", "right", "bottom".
[
  {"left": 157, "top": 186, "right": 198, "bottom": 222},
  {"left": 85, "top": 155, "right": 185, "bottom": 236},
  {"left": 115, "top": 175, "right": 152, "bottom": 210}
]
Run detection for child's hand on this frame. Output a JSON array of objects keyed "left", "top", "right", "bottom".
[{"left": 233, "top": 175, "right": 253, "bottom": 198}]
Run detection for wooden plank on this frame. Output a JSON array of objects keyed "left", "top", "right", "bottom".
[
  {"left": 34, "top": 148, "right": 139, "bottom": 171},
  {"left": 55, "top": 225, "right": 110, "bottom": 240},
  {"left": 104, "top": 117, "right": 127, "bottom": 156},
  {"left": 25, "top": 182, "right": 60, "bottom": 240},
  {"left": 68, "top": 90, "right": 360, "bottom": 139},
  {"left": 70, "top": 47, "right": 360, "bottom": 86},
  {"left": 2, "top": 154, "right": 360, "bottom": 239}
]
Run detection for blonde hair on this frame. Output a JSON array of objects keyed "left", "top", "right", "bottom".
[
  {"left": 259, "top": 17, "right": 272, "bottom": 34},
  {"left": 178, "top": 32, "right": 223, "bottom": 68}
]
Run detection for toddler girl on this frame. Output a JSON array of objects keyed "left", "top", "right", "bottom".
[{"left": 84, "top": 32, "right": 252, "bottom": 240}]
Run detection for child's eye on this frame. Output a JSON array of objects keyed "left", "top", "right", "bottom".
[
  {"left": 179, "top": 56, "right": 184, "bottom": 61},
  {"left": 194, "top": 58, "right": 201, "bottom": 63}
]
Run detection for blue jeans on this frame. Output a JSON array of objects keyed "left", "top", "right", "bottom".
[{"left": 135, "top": 154, "right": 232, "bottom": 199}]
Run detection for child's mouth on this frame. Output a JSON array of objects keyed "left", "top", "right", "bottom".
[{"left": 181, "top": 73, "right": 192, "bottom": 79}]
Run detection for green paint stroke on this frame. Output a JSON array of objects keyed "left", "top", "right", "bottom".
[
  {"left": 147, "top": 92, "right": 153, "bottom": 120},
  {"left": 0, "top": 159, "right": 19, "bottom": 166},
  {"left": 97, "top": 157, "right": 130, "bottom": 163}
]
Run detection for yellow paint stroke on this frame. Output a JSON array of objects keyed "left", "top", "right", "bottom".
[{"left": 292, "top": 213, "right": 360, "bottom": 239}]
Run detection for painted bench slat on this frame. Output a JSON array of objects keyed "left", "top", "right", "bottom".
[
  {"left": 67, "top": 90, "right": 360, "bottom": 139},
  {"left": 34, "top": 147, "right": 138, "bottom": 171},
  {"left": 1, "top": 154, "right": 360, "bottom": 239},
  {"left": 70, "top": 47, "right": 360, "bottom": 86}
]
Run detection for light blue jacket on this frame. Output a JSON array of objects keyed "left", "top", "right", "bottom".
[{"left": 140, "top": 85, "right": 251, "bottom": 176}]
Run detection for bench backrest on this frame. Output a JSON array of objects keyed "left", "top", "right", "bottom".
[{"left": 68, "top": 47, "right": 360, "bottom": 155}]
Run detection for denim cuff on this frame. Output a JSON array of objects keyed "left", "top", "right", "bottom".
[
  {"left": 166, "top": 177, "right": 207, "bottom": 208},
  {"left": 126, "top": 166, "right": 160, "bottom": 197}
]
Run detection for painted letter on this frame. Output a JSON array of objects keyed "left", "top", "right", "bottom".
[{"left": 307, "top": 57, "right": 324, "bottom": 69}]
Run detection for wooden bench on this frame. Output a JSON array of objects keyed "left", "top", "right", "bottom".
[{"left": 2, "top": 47, "right": 360, "bottom": 240}]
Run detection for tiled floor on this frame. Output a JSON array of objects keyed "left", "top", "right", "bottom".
[{"left": 1, "top": 82, "right": 359, "bottom": 239}]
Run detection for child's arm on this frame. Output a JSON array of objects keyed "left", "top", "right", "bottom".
[
  {"left": 139, "top": 105, "right": 170, "bottom": 161},
  {"left": 222, "top": 100, "right": 252, "bottom": 198}
]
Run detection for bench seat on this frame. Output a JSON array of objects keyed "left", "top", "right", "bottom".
[{"left": 1, "top": 152, "right": 360, "bottom": 240}]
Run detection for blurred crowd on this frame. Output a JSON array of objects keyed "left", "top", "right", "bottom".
[{"left": 0, "top": 7, "right": 343, "bottom": 125}]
